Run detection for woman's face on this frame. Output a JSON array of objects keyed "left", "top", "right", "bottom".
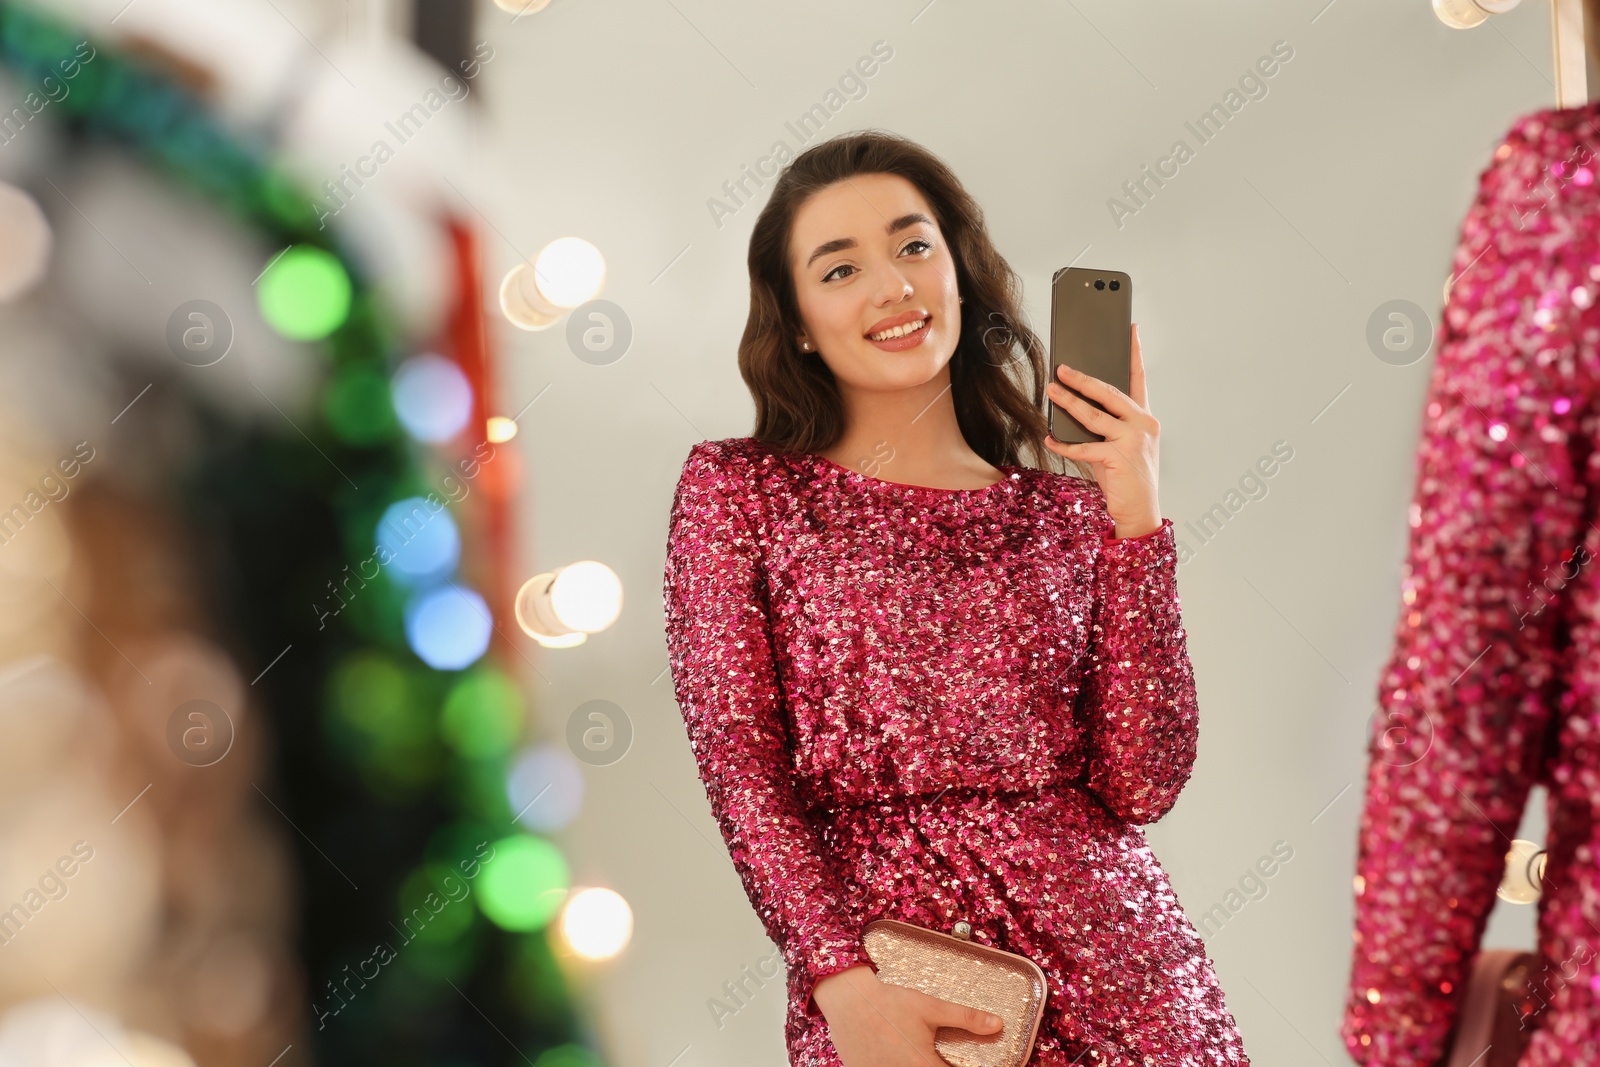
[{"left": 787, "top": 172, "right": 962, "bottom": 394}]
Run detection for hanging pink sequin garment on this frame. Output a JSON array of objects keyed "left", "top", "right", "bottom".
[
  {"left": 1341, "top": 99, "right": 1600, "bottom": 1066},
  {"left": 663, "top": 436, "right": 1250, "bottom": 1066}
]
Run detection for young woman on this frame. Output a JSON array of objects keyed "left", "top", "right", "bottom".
[{"left": 662, "top": 130, "right": 1249, "bottom": 1066}]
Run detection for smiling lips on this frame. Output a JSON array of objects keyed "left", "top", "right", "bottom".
[{"left": 866, "top": 314, "right": 931, "bottom": 349}]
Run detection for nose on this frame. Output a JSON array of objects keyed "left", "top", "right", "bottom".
[{"left": 872, "top": 262, "right": 915, "bottom": 307}]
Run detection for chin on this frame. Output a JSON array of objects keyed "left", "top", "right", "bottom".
[{"left": 858, "top": 349, "right": 951, "bottom": 387}]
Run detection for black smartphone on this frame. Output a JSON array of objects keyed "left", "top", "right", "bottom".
[{"left": 1048, "top": 267, "right": 1132, "bottom": 444}]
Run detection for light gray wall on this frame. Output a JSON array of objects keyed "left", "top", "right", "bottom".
[{"left": 479, "top": 1, "right": 1561, "bottom": 1063}]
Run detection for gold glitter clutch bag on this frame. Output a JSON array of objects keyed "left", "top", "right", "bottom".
[{"left": 862, "top": 918, "right": 1047, "bottom": 1067}]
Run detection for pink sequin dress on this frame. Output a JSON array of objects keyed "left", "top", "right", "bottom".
[
  {"left": 662, "top": 436, "right": 1250, "bottom": 1066},
  {"left": 1341, "top": 100, "right": 1600, "bottom": 1065}
]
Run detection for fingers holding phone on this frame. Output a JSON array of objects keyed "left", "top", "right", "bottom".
[{"left": 1046, "top": 321, "right": 1161, "bottom": 539}]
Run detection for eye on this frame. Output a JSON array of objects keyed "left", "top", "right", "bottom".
[{"left": 821, "top": 238, "right": 934, "bottom": 283}]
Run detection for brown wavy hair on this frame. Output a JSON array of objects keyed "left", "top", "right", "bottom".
[{"left": 737, "top": 128, "right": 1090, "bottom": 479}]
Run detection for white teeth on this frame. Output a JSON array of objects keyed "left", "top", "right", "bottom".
[{"left": 869, "top": 317, "right": 927, "bottom": 341}]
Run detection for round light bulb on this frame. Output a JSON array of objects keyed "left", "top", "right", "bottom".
[
  {"left": 559, "top": 886, "right": 633, "bottom": 961},
  {"left": 549, "top": 560, "right": 622, "bottom": 633},
  {"left": 499, "top": 261, "right": 563, "bottom": 331},
  {"left": 515, "top": 562, "right": 621, "bottom": 642},
  {"left": 0, "top": 183, "right": 52, "bottom": 302},
  {"left": 533, "top": 237, "right": 606, "bottom": 308},
  {"left": 533, "top": 630, "right": 587, "bottom": 649},
  {"left": 1432, "top": 0, "right": 1521, "bottom": 27},
  {"left": 1433, "top": 0, "right": 1487, "bottom": 26},
  {"left": 1497, "top": 838, "right": 1546, "bottom": 904}
]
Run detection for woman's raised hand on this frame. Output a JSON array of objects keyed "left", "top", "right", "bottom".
[
  {"left": 814, "top": 964, "right": 1003, "bottom": 1067},
  {"left": 1045, "top": 322, "right": 1162, "bottom": 539}
]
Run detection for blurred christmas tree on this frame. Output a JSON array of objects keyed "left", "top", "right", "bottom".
[{"left": 0, "top": 5, "right": 608, "bottom": 1064}]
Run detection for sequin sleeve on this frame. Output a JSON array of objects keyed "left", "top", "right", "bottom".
[
  {"left": 1072, "top": 481, "right": 1200, "bottom": 825},
  {"left": 1340, "top": 119, "right": 1597, "bottom": 1067},
  {"left": 662, "top": 441, "right": 876, "bottom": 1018}
]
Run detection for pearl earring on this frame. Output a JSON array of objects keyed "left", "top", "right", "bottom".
[{"left": 800, "top": 340, "right": 812, "bottom": 351}]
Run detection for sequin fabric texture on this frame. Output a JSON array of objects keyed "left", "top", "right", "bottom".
[
  {"left": 1341, "top": 100, "right": 1600, "bottom": 1066},
  {"left": 662, "top": 436, "right": 1250, "bottom": 1066}
]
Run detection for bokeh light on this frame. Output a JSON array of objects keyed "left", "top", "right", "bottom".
[
  {"left": 440, "top": 666, "right": 524, "bottom": 758},
  {"left": 1432, "top": 0, "right": 1489, "bottom": 29},
  {"left": 486, "top": 415, "right": 518, "bottom": 443},
  {"left": 392, "top": 353, "right": 473, "bottom": 443},
  {"left": 257, "top": 245, "right": 353, "bottom": 340},
  {"left": 0, "top": 182, "right": 52, "bottom": 302},
  {"left": 323, "top": 363, "right": 399, "bottom": 444},
  {"left": 534, "top": 237, "right": 605, "bottom": 308},
  {"left": 475, "top": 439, "right": 523, "bottom": 501},
  {"left": 534, "top": 1045, "right": 605, "bottom": 1067},
  {"left": 376, "top": 497, "right": 460, "bottom": 586},
  {"left": 476, "top": 835, "right": 569, "bottom": 932},
  {"left": 324, "top": 653, "right": 439, "bottom": 794},
  {"left": 404, "top": 585, "right": 492, "bottom": 670},
  {"left": 549, "top": 560, "right": 622, "bottom": 633},
  {"left": 1496, "top": 838, "right": 1546, "bottom": 904},
  {"left": 493, "top": 0, "right": 554, "bottom": 14},
  {"left": 505, "top": 742, "right": 584, "bottom": 832},
  {"left": 499, "top": 261, "right": 561, "bottom": 331},
  {"left": 498, "top": 237, "right": 606, "bottom": 330},
  {"left": 558, "top": 887, "right": 632, "bottom": 961}
]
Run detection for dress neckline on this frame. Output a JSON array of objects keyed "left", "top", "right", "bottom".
[{"left": 800, "top": 450, "right": 1019, "bottom": 496}]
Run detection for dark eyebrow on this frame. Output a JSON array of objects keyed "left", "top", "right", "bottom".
[{"left": 803, "top": 212, "right": 934, "bottom": 270}]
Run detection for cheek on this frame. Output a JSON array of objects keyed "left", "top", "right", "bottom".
[
  {"left": 802, "top": 288, "right": 864, "bottom": 343},
  {"left": 912, "top": 263, "right": 960, "bottom": 325},
  {"left": 901, "top": 257, "right": 959, "bottom": 318}
]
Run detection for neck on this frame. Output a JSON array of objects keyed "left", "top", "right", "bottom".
[{"left": 824, "top": 366, "right": 994, "bottom": 483}]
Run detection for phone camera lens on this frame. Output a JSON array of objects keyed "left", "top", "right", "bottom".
[
  {"left": 1109, "top": 279, "right": 1120, "bottom": 291},
  {"left": 1094, "top": 279, "right": 1105, "bottom": 290}
]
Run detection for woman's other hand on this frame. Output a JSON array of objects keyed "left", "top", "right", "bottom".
[
  {"left": 1045, "top": 322, "right": 1162, "bottom": 538},
  {"left": 814, "top": 964, "right": 1004, "bottom": 1066}
]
